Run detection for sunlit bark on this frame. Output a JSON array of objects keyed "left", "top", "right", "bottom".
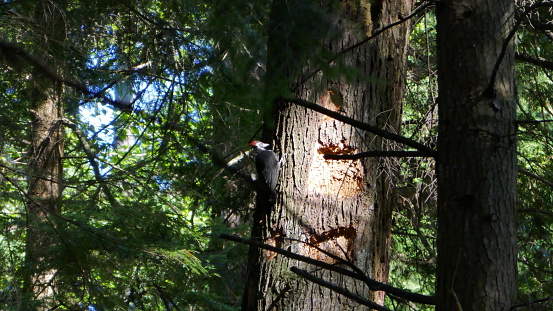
[{"left": 244, "top": 0, "right": 415, "bottom": 309}]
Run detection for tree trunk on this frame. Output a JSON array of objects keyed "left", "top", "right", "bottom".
[
  {"left": 246, "top": 1, "right": 414, "bottom": 309},
  {"left": 435, "top": 0, "right": 518, "bottom": 310},
  {"left": 23, "top": 0, "right": 66, "bottom": 308}
]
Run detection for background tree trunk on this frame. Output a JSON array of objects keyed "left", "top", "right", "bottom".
[
  {"left": 246, "top": 1, "right": 414, "bottom": 309},
  {"left": 435, "top": 0, "right": 518, "bottom": 310},
  {"left": 23, "top": 0, "right": 66, "bottom": 308}
]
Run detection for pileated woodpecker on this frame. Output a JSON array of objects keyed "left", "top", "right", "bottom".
[{"left": 249, "top": 141, "right": 280, "bottom": 191}]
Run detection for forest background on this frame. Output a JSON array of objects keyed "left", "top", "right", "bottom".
[{"left": 0, "top": 0, "right": 552, "bottom": 310}]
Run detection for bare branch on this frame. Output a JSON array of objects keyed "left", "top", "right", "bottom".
[
  {"left": 327, "top": 1, "right": 435, "bottom": 65},
  {"left": 281, "top": 97, "right": 437, "bottom": 157},
  {"left": 510, "top": 296, "right": 553, "bottom": 310},
  {"left": 519, "top": 208, "right": 553, "bottom": 218},
  {"left": 298, "top": 1, "right": 435, "bottom": 85},
  {"left": 488, "top": 1, "right": 553, "bottom": 91},
  {"left": 324, "top": 150, "right": 430, "bottom": 160},
  {"left": 516, "top": 52, "right": 553, "bottom": 71},
  {"left": 291, "top": 267, "right": 392, "bottom": 311},
  {"left": 516, "top": 119, "right": 553, "bottom": 124},
  {"left": 219, "top": 233, "right": 436, "bottom": 305},
  {"left": 518, "top": 166, "right": 553, "bottom": 188}
]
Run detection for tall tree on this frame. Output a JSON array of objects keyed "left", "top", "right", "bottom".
[
  {"left": 23, "top": 1, "right": 67, "bottom": 308},
  {"left": 244, "top": 0, "right": 415, "bottom": 309},
  {"left": 435, "top": 0, "right": 518, "bottom": 309},
  {"left": 0, "top": 1, "right": 227, "bottom": 309}
]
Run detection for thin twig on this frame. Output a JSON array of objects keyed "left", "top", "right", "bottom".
[
  {"left": 488, "top": 1, "right": 553, "bottom": 92},
  {"left": 298, "top": 1, "right": 435, "bottom": 85},
  {"left": 62, "top": 118, "right": 118, "bottom": 206}
]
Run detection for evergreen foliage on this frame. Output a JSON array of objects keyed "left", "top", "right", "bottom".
[{"left": 0, "top": 0, "right": 552, "bottom": 310}]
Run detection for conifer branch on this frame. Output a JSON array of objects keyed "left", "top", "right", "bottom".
[
  {"left": 220, "top": 233, "right": 436, "bottom": 305},
  {"left": 324, "top": 150, "right": 430, "bottom": 159},
  {"left": 291, "top": 267, "right": 392, "bottom": 311},
  {"left": 0, "top": 39, "right": 132, "bottom": 111},
  {"left": 282, "top": 97, "right": 437, "bottom": 157}
]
